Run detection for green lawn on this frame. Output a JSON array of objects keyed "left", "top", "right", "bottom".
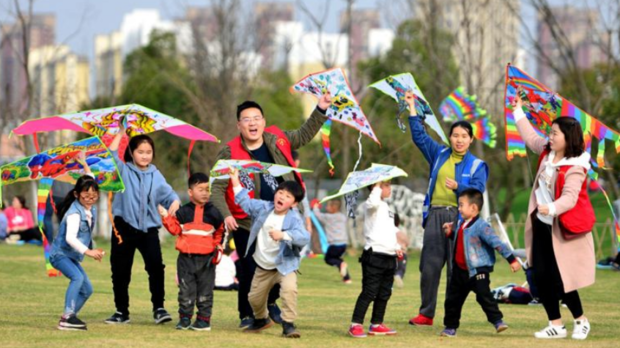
[{"left": 1, "top": 240, "right": 619, "bottom": 348}]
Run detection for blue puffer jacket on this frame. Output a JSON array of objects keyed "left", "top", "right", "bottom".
[
  {"left": 452, "top": 217, "right": 516, "bottom": 278},
  {"left": 408, "top": 116, "right": 489, "bottom": 227},
  {"left": 50, "top": 201, "right": 95, "bottom": 263},
  {"left": 235, "top": 188, "right": 310, "bottom": 276}
]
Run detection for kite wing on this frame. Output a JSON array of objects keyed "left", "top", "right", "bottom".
[
  {"left": 209, "top": 160, "right": 312, "bottom": 185},
  {"left": 370, "top": 73, "right": 448, "bottom": 143},
  {"left": 320, "top": 163, "right": 408, "bottom": 203}
]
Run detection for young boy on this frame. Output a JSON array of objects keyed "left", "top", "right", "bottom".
[
  {"left": 229, "top": 167, "right": 310, "bottom": 338},
  {"left": 158, "top": 172, "right": 225, "bottom": 331},
  {"left": 440, "top": 188, "right": 521, "bottom": 337},
  {"left": 349, "top": 181, "right": 403, "bottom": 338},
  {"left": 311, "top": 198, "right": 351, "bottom": 283}
]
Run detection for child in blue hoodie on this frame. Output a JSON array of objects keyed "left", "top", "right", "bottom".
[
  {"left": 105, "top": 126, "right": 181, "bottom": 325},
  {"left": 50, "top": 154, "right": 105, "bottom": 331}
]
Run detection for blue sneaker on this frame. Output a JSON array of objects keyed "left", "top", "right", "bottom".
[
  {"left": 239, "top": 316, "right": 254, "bottom": 329},
  {"left": 176, "top": 317, "right": 191, "bottom": 330},
  {"left": 268, "top": 303, "right": 283, "bottom": 324},
  {"left": 494, "top": 320, "right": 509, "bottom": 333},
  {"left": 440, "top": 328, "right": 457, "bottom": 337}
]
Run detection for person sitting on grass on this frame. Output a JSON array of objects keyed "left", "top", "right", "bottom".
[
  {"left": 230, "top": 167, "right": 310, "bottom": 338},
  {"left": 440, "top": 188, "right": 521, "bottom": 338}
]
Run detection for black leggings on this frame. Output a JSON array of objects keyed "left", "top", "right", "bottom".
[{"left": 532, "top": 217, "right": 583, "bottom": 321}]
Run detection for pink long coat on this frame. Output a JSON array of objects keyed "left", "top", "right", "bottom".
[{"left": 516, "top": 118, "right": 595, "bottom": 292}]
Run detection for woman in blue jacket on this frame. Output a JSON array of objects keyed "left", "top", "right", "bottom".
[{"left": 404, "top": 91, "right": 489, "bottom": 326}]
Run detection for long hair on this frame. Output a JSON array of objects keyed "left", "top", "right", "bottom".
[
  {"left": 56, "top": 175, "right": 100, "bottom": 220},
  {"left": 544, "top": 117, "right": 585, "bottom": 158},
  {"left": 123, "top": 135, "right": 156, "bottom": 163}
]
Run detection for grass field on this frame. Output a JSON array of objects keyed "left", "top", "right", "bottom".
[{"left": 1, "top": 240, "right": 619, "bottom": 348}]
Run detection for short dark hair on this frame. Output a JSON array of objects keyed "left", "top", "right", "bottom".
[
  {"left": 188, "top": 172, "right": 210, "bottom": 189},
  {"left": 449, "top": 120, "right": 473, "bottom": 138},
  {"left": 460, "top": 188, "right": 484, "bottom": 211},
  {"left": 276, "top": 180, "right": 305, "bottom": 203},
  {"left": 236, "top": 101, "right": 264, "bottom": 120},
  {"left": 545, "top": 117, "right": 585, "bottom": 158},
  {"left": 124, "top": 135, "right": 156, "bottom": 163},
  {"left": 291, "top": 150, "right": 299, "bottom": 161}
]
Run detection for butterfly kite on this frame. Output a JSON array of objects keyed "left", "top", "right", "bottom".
[
  {"left": 504, "top": 63, "right": 620, "bottom": 253},
  {"left": 439, "top": 86, "right": 497, "bottom": 148},
  {"left": 291, "top": 68, "right": 379, "bottom": 175},
  {"left": 370, "top": 73, "right": 448, "bottom": 143},
  {"left": 0, "top": 136, "right": 124, "bottom": 276}
]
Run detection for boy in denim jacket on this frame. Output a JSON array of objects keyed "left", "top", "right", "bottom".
[
  {"left": 440, "top": 188, "right": 521, "bottom": 337},
  {"left": 229, "top": 167, "right": 310, "bottom": 338}
]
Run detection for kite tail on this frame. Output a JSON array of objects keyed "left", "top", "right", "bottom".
[
  {"left": 591, "top": 179, "right": 620, "bottom": 252},
  {"left": 321, "top": 120, "right": 335, "bottom": 176},
  {"left": 38, "top": 178, "right": 61, "bottom": 277},
  {"left": 108, "top": 192, "right": 123, "bottom": 244}
]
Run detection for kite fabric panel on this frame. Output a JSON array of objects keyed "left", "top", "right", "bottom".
[
  {"left": 12, "top": 104, "right": 219, "bottom": 143},
  {"left": 320, "top": 163, "right": 408, "bottom": 203},
  {"left": 439, "top": 86, "right": 497, "bottom": 148},
  {"left": 369, "top": 73, "right": 448, "bottom": 143},
  {"left": 209, "top": 160, "right": 312, "bottom": 186},
  {"left": 0, "top": 136, "right": 124, "bottom": 203}
]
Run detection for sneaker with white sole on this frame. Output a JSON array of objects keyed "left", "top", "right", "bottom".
[
  {"left": 58, "top": 314, "right": 87, "bottom": 331},
  {"left": 572, "top": 319, "right": 590, "bottom": 340},
  {"left": 534, "top": 322, "right": 567, "bottom": 339},
  {"left": 153, "top": 308, "right": 172, "bottom": 324}
]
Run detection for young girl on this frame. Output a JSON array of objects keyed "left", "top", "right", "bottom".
[
  {"left": 512, "top": 95, "right": 594, "bottom": 340},
  {"left": 105, "top": 126, "right": 181, "bottom": 325},
  {"left": 50, "top": 155, "right": 105, "bottom": 331},
  {"left": 405, "top": 91, "right": 489, "bottom": 326}
]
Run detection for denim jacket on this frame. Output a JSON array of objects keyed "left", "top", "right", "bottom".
[
  {"left": 50, "top": 201, "right": 96, "bottom": 263},
  {"left": 234, "top": 188, "right": 310, "bottom": 276},
  {"left": 452, "top": 217, "right": 515, "bottom": 278},
  {"left": 408, "top": 116, "right": 488, "bottom": 227}
]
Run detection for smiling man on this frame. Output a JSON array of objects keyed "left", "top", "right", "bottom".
[{"left": 211, "top": 94, "right": 330, "bottom": 328}]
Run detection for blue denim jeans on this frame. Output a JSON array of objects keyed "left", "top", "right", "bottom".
[{"left": 51, "top": 256, "right": 93, "bottom": 315}]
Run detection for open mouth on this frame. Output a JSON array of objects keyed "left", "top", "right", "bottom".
[
  {"left": 275, "top": 200, "right": 285, "bottom": 209},
  {"left": 249, "top": 128, "right": 258, "bottom": 136}
]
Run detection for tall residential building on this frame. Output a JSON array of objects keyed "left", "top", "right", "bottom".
[
  {"left": 254, "top": 2, "right": 295, "bottom": 69},
  {"left": 0, "top": 13, "right": 55, "bottom": 117},
  {"left": 95, "top": 31, "right": 123, "bottom": 99},
  {"left": 339, "top": 8, "right": 381, "bottom": 89},
  {"left": 537, "top": 6, "right": 605, "bottom": 90},
  {"left": 414, "top": 0, "right": 521, "bottom": 117}
]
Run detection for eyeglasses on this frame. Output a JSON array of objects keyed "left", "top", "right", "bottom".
[
  {"left": 79, "top": 192, "right": 100, "bottom": 201},
  {"left": 239, "top": 116, "right": 264, "bottom": 124}
]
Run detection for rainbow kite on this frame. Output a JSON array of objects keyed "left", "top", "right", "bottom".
[
  {"left": 504, "top": 63, "right": 620, "bottom": 249},
  {"left": 439, "top": 87, "right": 497, "bottom": 148}
]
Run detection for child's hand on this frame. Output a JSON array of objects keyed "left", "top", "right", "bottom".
[
  {"left": 157, "top": 204, "right": 168, "bottom": 218},
  {"left": 168, "top": 200, "right": 181, "bottom": 216},
  {"left": 85, "top": 248, "right": 105, "bottom": 262},
  {"left": 76, "top": 150, "right": 86, "bottom": 164},
  {"left": 310, "top": 198, "right": 321, "bottom": 209},
  {"left": 404, "top": 90, "right": 416, "bottom": 114},
  {"left": 510, "top": 260, "right": 521, "bottom": 273},
  {"left": 442, "top": 222, "right": 453, "bottom": 235},
  {"left": 396, "top": 249, "right": 404, "bottom": 259},
  {"left": 269, "top": 229, "right": 284, "bottom": 241},
  {"left": 229, "top": 166, "right": 241, "bottom": 187}
]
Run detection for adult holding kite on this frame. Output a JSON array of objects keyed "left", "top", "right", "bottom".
[
  {"left": 405, "top": 91, "right": 489, "bottom": 327},
  {"left": 210, "top": 95, "right": 331, "bottom": 328},
  {"left": 512, "top": 95, "right": 594, "bottom": 340}
]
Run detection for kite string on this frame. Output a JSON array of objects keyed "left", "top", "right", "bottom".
[{"left": 353, "top": 131, "right": 363, "bottom": 172}]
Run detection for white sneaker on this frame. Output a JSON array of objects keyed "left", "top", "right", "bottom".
[
  {"left": 534, "top": 322, "right": 567, "bottom": 339},
  {"left": 572, "top": 319, "right": 590, "bottom": 340}
]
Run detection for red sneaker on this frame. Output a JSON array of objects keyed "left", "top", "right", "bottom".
[
  {"left": 348, "top": 324, "right": 367, "bottom": 338},
  {"left": 369, "top": 323, "right": 397, "bottom": 335},
  {"left": 409, "top": 314, "right": 433, "bottom": 326}
]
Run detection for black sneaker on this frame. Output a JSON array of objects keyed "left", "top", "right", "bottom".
[
  {"left": 190, "top": 317, "right": 211, "bottom": 331},
  {"left": 282, "top": 321, "right": 300, "bottom": 338},
  {"left": 105, "top": 311, "right": 130, "bottom": 324},
  {"left": 243, "top": 317, "right": 273, "bottom": 333},
  {"left": 268, "top": 303, "right": 283, "bottom": 324},
  {"left": 239, "top": 316, "right": 254, "bottom": 329},
  {"left": 58, "top": 315, "right": 87, "bottom": 331},
  {"left": 153, "top": 308, "right": 172, "bottom": 324},
  {"left": 176, "top": 317, "right": 192, "bottom": 330}
]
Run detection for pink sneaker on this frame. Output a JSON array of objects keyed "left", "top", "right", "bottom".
[
  {"left": 369, "top": 323, "right": 397, "bottom": 335},
  {"left": 409, "top": 314, "right": 433, "bottom": 326},
  {"left": 349, "top": 324, "right": 367, "bottom": 338}
]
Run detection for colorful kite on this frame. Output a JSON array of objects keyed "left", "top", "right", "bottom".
[
  {"left": 439, "top": 86, "right": 497, "bottom": 148},
  {"left": 370, "top": 73, "right": 448, "bottom": 143},
  {"left": 209, "top": 159, "right": 312, "bottom": 186},
  {"left": 291, "top": 68, "right": 379, "bottom": 175},
  {"left": 0, "top": 136, "right": 124, "bottom": 276},
  {"left": 504, "top": 63, "right": 620, "bottom": 251}
]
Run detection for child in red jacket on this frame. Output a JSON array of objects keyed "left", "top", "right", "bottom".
[{"left": 159, "top": 172, "right": 225, "bottom": 331}]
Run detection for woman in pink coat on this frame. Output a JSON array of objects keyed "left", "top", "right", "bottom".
[{"left": 513, "top": 96, "right": 595, "bottom": 340}]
